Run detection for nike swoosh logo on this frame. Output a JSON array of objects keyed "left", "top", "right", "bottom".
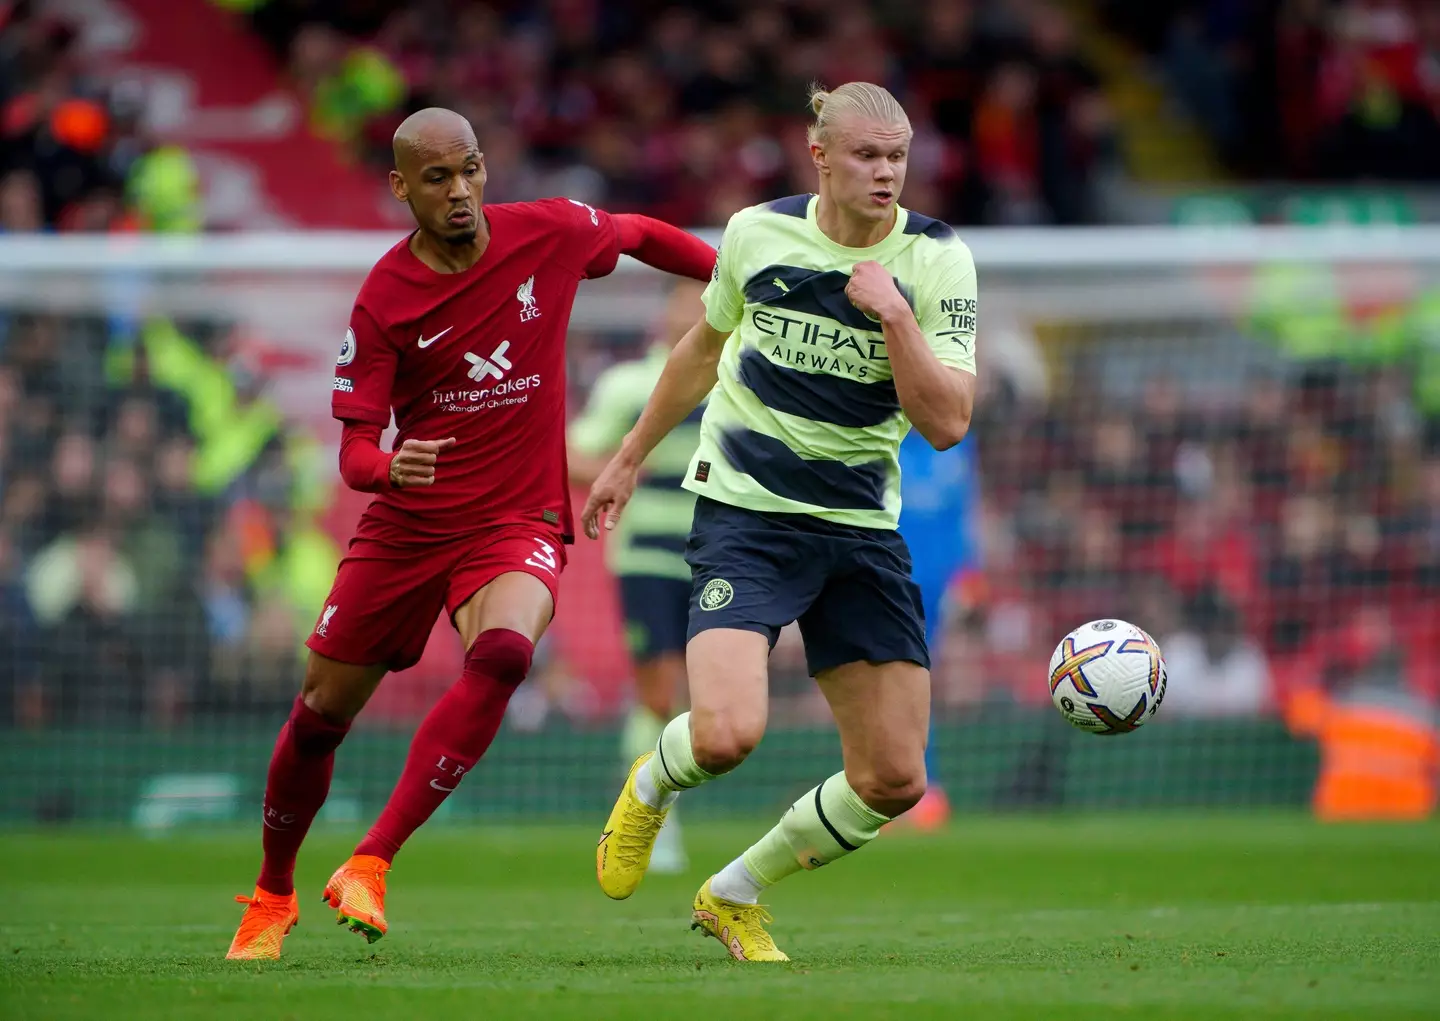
[
  {"left": 418, "top": 327, "right": 453, "bottom": 348},
  {"left": 429, "top": 779, "right": 458, "bottom": 792},
  {"left": 598, "top": 829, "right": 612, "bottom": 846}
]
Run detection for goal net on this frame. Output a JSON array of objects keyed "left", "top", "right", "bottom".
[{"left": 1, "top": 226, "right": 1436, "bottom": 828}]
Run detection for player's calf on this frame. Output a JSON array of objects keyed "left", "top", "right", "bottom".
[
  {"left": 228, "top": 652, "right": 382, "bottom": 959},
  {"left": 327, "top": 629, "right": 534, "bottom": 943},
  {"left": 253, "top": 692, "right": 355, "bottom": 899},
  {"left": 708, "top": 771, "right": 893, "bottom": 908},
  {"left": 355, "top": 628, "right": 534, "bottom": 864}
]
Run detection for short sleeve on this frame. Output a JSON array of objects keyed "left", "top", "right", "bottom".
[
  {"left": 568, "top": 365, "right": 637, "bottom": 456},
  {"left": 916, "top": 240, "right": 978, "bottom": 375},
  {"left": 559, "top": 198, "right": 622, "bottom": 280},
  {"left": 331, "top": 305, "right": 396, "bottom": 427},
  {"left": 701, "top": 213, "right": 746, "bottom": 333}
]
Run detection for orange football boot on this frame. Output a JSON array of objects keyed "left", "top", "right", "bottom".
[
  {"left": 225, "top": 887, "right": 299, "bottom": 960},
  {"left": 322, "top": 854, "right": 390, "bottom": 944}
]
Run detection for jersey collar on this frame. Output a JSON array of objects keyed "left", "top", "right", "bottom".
[{"left": 803, "top": 194, "right": 911, "bottom": 262}]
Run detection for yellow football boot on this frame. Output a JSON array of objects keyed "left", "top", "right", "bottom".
[
  {"left": 690, "top": 878, "right": 789, "bottom": 962},
  {"left": 596, "top": 752, "right": 669, "bottom": 900}
]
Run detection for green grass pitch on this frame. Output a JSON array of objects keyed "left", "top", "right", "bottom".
[{"left": 2, "top": 814, "right": 1437, "bottom": 1020}]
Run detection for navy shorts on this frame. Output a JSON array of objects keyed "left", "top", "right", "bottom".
[
  {"left": 618, "top": 574, "right": 691, "bottom": 662},
  {"left": 684, "top": 496, "right": 930, "bottom": 676}
]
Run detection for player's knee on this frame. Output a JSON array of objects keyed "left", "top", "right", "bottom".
[
  {"left": 464, "top": 628, "right": 535, "bottom": 689},
  {"left": 690, "top": 711, "right": 763, "bottom": 774},
  {"left": 301, "top": 655, "right": 383, "bottom": 724},
  {"left": 298, "top": 689, "right": 355, "bottom": 731},
  {"left": 850, "top": 766, "right": 927, "bottom": 819}
]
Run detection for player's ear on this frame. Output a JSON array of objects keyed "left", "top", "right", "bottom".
[
  {"left": 810, "top": 142, "right": 828, "bottom": 176},
  {"left": 476, "top": 153, "right": 487, "bottom": 188},
  {"left": 388, "top": 169, "right": 408, "bottom": 203}
]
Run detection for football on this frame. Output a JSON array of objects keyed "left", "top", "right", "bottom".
[{"left": 1048, "top": 619, "right": 1167, "bottom": 735}]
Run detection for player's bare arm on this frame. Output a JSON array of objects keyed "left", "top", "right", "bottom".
[
  {"left": 846, "top": 260, "right": 974, "bottom": 450},
  {"left": 569, "top": 444, "right": 659, "bottom": 489},
  {"left": 567, "top": 443, "right": 651, "bottom": 489},
  {"left": 580, "top": 318, "right": 728, "bottom": 538}
]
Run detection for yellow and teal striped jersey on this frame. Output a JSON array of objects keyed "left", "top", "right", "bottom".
[
  {"left": 569, "top": 344, "right": 704, "bottom": 581},
  {"left": 685, "top": 194, "right": 978, "bottom": 530}
]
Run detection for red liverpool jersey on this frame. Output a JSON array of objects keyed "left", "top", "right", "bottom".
[{"left": 332, "top": 197, "right": 621, "bottom": 540}]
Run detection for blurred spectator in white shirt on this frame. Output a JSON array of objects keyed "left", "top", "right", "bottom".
[{"left": 1162, "top": 586, "right": 1273, "bottom": 717}]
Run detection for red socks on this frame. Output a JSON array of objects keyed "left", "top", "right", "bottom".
[
  {"left": 254, "top": 628, "right": 532, "bottom": 893},
  {"left": 355, "top": 628, "right": 534, "bottom": 863},
  {"left": 256, "top": 696, "right": 352, "bottom": 896}
]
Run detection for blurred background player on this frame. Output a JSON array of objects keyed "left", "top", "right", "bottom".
[
  {"left": 568, "top": 279, "right": 708, "bottom": 874},
  {"left": 226, "top": 108, "right": 714, "bottom": 960},
  {"left": 583, "top": 82, "right": 977, "bottom": 961},
  {"left": 895, "top": 428, "right": 980, "bottom": 831}
]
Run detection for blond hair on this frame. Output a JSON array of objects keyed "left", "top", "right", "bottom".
[{"left": 807, "top": 81, "right": 911, "bottom": 146}]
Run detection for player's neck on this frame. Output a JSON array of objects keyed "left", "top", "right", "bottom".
[
  {"left": 409, "top": 219, "right": 492, "bottom": 274},
  {"left": 814, "top": 193, "right": 897, "bottom": 250}
]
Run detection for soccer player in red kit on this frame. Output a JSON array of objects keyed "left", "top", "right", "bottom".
[{"left": 226, "top": 107, "right": 715, "bottom": 960}]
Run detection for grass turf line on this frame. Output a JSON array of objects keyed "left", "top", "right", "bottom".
[{"left": 1, "top": 814, "right": 1437, "bottom": 1020}]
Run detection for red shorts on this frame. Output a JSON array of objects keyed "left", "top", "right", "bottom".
[{"left": 305, "top": 516, "right": 567, "bottom": 671}]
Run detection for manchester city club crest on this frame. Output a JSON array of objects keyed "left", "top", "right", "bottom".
[{"left": 699, "top": 578, "right": 734, "bottom": 611}]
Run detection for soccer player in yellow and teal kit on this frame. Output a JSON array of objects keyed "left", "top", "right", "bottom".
[
  {"left": 568, "top": 280, "right": 707, "bottom": 874},
  {"left": 581, "top": 81, "right": 978, "bottom": 961}
]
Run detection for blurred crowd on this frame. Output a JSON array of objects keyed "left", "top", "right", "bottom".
[
  {"left": 0, "top": 310, "right": 338, "bottom": 727},
  {"left": 1105, "top": 0, "right": 1440, "bottom": 180},
  {"left": 7, "top": 0, "right": 1440, "bottom": 234},
  {"left": 0, "top": 1, "right": 203, "bottom": 234},
  {"left": 249, "top": 0, "right": 1118, "bottom": 226}
]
